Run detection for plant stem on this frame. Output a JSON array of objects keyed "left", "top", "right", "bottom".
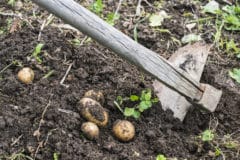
[{"left": 114, "top": 101, "right": 124, "bottom": 113}]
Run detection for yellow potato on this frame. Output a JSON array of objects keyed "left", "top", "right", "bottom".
[
  {"left": 79, "top": 97, "right": 108, "bottom": 127},
  {"left": 17, "top": 67, "right": 34, "bottom": 84},
  {"left": 84, "top": 90, "right": 104, "bottom": 105},
  {"left": 112, "top": 120, "right": 135, "bottom": 142},
  {"left": 81, "top": 122, "right": 99, "bottom": 140}
]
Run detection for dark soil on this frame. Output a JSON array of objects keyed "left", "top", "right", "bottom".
[{"left": 0, "top": 0, "right": 240, "bottom": 160}]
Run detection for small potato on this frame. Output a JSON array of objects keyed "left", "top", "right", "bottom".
[
  {"left": 17, "top": 67, "right": 34, "bottom": 84},
  {"left": 78, "top": 97, "right": 108, "bottom": 127},
  {"left": 112, "top": 120, "right": 135, "bottom": 142},
  {"left": 81, "top": 122, "right": 99, "bottom": 140},
  {"left": 84, "top": 90, "right": 104, "bottom": 105}
]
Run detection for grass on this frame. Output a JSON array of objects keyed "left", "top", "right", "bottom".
[
  {"left": 195, "top": 128, "right": 240, "bottom": 159},
  {"left": 1, "top": 150, "right": 33, "bottom": 160},
  {"left": 201, "top": 2, "right": 240, "bottom": 83},
  {"left": 90, "top": 0, "right": 120, "bottom": 26}
]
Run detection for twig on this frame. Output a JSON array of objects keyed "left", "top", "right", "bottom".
[
  {"left": 11, "top": 135, "right": 23, "bottom": 146},
  {"left": 34, "top": 141, "right": 43, "bottom": 160},
  {"left": 0, "top": 11, "right": 22, "bottom": 18},
  {"left": 33, "top": 96, "right": 52, "bottom": 140},
  {"left": 135, "top": 0, "right": 142, "bottom": 16},
  {"left": 38, "top": 14, "right": 53, "bottom": 41},
  {"left": 50, "top": 23, "right": 80, "bottom": 33},
  {"left": 114, "top": 0, "right": 123, "bottom": 16},
  {"left": 80, "top": 35, "right": 88, "bottom": 45},
  {"left": 0, "top": 11, "right": 33, "bottom": 29},
  {"left": 60, "top": 63, "right": 73, "bottom": 88},
  {"left": 0, "top": 62, "right": 14, "bottom": 75}
]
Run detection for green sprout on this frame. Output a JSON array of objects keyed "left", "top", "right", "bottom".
[
  {"left": 42, "top": 70, "right": 55, "bottom": 79},
  {"left": 156, "top": 154, "right": 167, "bottom": 160},
  {"left": 114, "top": 89, "right": 158, "bottom": 119},
  {"left": 106, "top": 13, "right": 120, "bottom": 26},
  {"left": 32, "top": 43, "right": 44, "bottom": 64},
  {"left": 201, "top": 129, "right": 214, "bottom": 142},
  {"left": 8, "top": 0, "right": 16, "bottom": 6},
  {"left": 90, "top": 0, "right": 104, "bottom": 15},
  {"left": 53, "top": 152, "right": 59, "bottom": 160}
]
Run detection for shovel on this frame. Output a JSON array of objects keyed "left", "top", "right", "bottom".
[{"left": 31, "top": 0, "right": 222, "bottom": 121}]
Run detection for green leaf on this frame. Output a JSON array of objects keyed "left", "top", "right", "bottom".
[
  {"left": 124, "top": 107, "right": 136, "bottom": 117},
  {"left": 8, "top": 0, "right": 15, "bottom": 6},
  {"left": 229, "top": 68, "right": 240, "bottom": 83},
  {"left": 226, "top": 39, "right": 240, "bottom": 54},
  {"left": 151, "top": 97, "right": 159, "bottom": 103},
  {"left": 156, "top": 154, "right": 167, "bottom": 160},
  {"left": 32, "top": 43, "right": 44, "bottom": 64},
  {"left": 53, "top": 152, "right": 59, "bottom": 160},
  {"left": 71, "top": 38, "right": 81, "bottom": 46},
  {"left": 130, "top": 95, "right": 139, "bottom": 101},
  {"left": 141, "top": 89, "right": 151, "bottom": 101},
  {"left": 149, "top": 11, "right": 169, "bottom": 27},
  {"left": 116, "top": 96, "right": 123, "bottom": 105},
  {"left": 203, "top": 1, "right": 220, "bottom": 14},
  {"left": 201, "top": 129, "right": 214, "bottom": 142},
  {"left": 215, "top": 147, "right": 222, "bottom": 156},
  {"left": 133, "top": 110, "right": 141, "bottom": 119},
  {"left": 181, "top": 34, "right": 202, "bottom": 44},
  {"left": 106, "top": 13, "right": 120, "bottom": 26},
  {"left": 138, "top": 101, "right": 152, "bottom": 112},
  {"left": 91, "top": 0, "right": 103, "bottom": 14}
]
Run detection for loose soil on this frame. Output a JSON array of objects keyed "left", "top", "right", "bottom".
[{"left": 0, "top": 1, "right": 240, "bottom": 160}]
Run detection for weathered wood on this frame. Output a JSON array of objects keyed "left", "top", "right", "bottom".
[
  {"left": 153, "top": 43, "right": 210, "bottom": 121},
  {"left": 32, "top": 0, "right": 204, "bottom": 101}
]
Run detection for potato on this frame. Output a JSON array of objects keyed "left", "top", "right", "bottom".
[
  {"left": 78, "top": 97, "right": 108, "bottom": 127},
  {"left": 84, "top": 90, "right": 104, "bottom": 105},
  {"left": 81, "top": 122, "right": 99, "bottom": 140},
  {"left": 112, "top": 120, "right": 135, "bottom": 142},
  {"left": 17, "top": 67, "right": 34, "bottom": 84}
]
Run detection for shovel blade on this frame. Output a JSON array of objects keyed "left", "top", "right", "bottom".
[{"left": 153, "top": 42, "right": 211, "bottom": 121}]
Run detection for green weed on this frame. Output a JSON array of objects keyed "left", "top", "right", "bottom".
[
  {"left": 32, "top": 43, "right": 44, "bottom": 63},
  {"left": 53, "top": 152, "right": 59, "bottom": 160},
  {"left": 3, "top": 150, "right": 33, "bottom": 160},
  {"left": 106, "top": 13, "right": 120, "bottom": 26},
  {"left": 90, "top": 0, "right": 104, "bottom": 15},
  {"left": 156, "top": 154, "right": 167, "bottom": 160},
  {"left": 201, "top": 129, "right": 215, "bottom": 142},
  {"left": 114, "top": 89, "right": 158, "bottom": 119}
]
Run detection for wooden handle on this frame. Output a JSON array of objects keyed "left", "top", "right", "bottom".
[{"left": 32, "top": 0, "right": 203, "bottom": 101}]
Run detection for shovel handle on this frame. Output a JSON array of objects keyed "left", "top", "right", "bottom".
[{"left": 32, "top": 0, "right": 203, "bottom": 101}]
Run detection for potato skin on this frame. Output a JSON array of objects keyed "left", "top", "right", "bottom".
[
  {"left": 84, "top": 90, "right": 104, "bottom": 105},
  {"left": 17, "top": 67, "right": 34, "bottom": 84},
  {"left": 79, "top": 97, "right": 108, "bottom": 127},
  {"left": 112, "top": 120, "right": 135, "bottom": 142},
  {"left": 81, "top": 122, "right": 99, "bottom": 140}
]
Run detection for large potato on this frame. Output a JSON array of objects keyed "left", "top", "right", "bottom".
[
  {"left": 112, "top": 120, "right": 135, "bottom": 142},
  {"left": 84, "top": 90, "right": 104, "bottom": 105},
  {"left": 78, "top": 97, "right": 108, "bottom": 127}
]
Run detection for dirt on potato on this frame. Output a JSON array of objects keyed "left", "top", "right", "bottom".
[{"left": 0, "top": 0, "right": 240, "bottom": 160}]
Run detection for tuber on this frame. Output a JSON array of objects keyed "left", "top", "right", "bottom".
[
  {"left": 17, "top": 67, "right": 34, "bottom": 84},
  {"left": 112, "top": 120, "right": 135, "bottom": 142},
  {"left": 81, "top": 122, "right": 99, "bottom": 140},
  {"left": 84, "top": 90, "right": 104, "bottom": 105},
  {"left": 78, "top": 97, "right": 108, "bottom": 127}
]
